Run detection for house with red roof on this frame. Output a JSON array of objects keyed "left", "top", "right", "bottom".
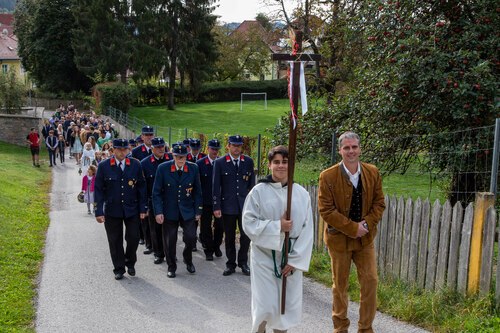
[{"left": 0, "top": 13, "right": 29, "bottom": 85}]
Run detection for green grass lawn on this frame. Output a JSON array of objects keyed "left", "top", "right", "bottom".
[
  {"left": 307, "top": 250, "right": 500, "bottom": 333},
  {"left": 129, "top": 99, "right": 290, "bottom": 141},
  {"left": 0, "top": 142, "right": 51, "bottom": 332}
]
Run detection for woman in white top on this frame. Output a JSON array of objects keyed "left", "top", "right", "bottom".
[
  {"left": 242, "top": 145, "right": 314, "bottom": 333},
  {"left": 81, "top": 142, "right": 96, "bottom": 176}
]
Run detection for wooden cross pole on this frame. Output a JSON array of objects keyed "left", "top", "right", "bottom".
[{"left": 271, "top": 29, "right": 321, "bottom": 314}]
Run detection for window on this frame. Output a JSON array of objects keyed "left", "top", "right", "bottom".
[{"left": 2, "top": 64, "right": 7, "bottom": 73}]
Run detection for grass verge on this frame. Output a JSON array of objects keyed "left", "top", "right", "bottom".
[
  {"left": 306, "top": 250, "right": 500, "bottom": 332},
  {"left": 0, "top": 141, "right": 51, "bottom": 332}
]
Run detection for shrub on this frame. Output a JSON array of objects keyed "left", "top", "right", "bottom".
[
  {"left": 0, "top": 71, "right": 25, "bottom": 113},
  {"left": 95, "top": 83, "right": 138, "bottom": 113}
]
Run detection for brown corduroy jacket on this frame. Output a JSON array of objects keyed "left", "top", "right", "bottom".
[{"left": 318, "top": 161, "right": 386, "bottom": 251}]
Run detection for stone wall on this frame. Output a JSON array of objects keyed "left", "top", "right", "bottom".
[{"left": 0, "top": 113, "right": 44, "bottom": 146}]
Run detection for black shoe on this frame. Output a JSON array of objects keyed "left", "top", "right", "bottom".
[
  {"left": 214, "top": 248, "right": 223, "bottom": 257},
  {"left": 127, "top": 267, "right": 136, "bottom": 276},
  {"left": 192, "top": 246, "right": 198, "bottom": 252},
  {"left": 154, "top": 257, "right": 164, "bottom": 265},
  {"left": 139, "top": 239, "right": 145, "bottom": 245},
  {"left": 167, "top": 271, "right": 176, "bottom": 278},
  {"left": 223, "top": 268, "right": 235, "bottom": 276},
  {"left": 143, "top": 247, "right": 153, "bottom": 255},
  {"left": 186, "top": 263, "right": 196, "bottom": 274},
  {"left": 206, "top": 253, "right": 214, "bottom": 261},
  {"left": 240, "top": 264, "right": 250, "bottom": 276},
  {"left": 114, "top": 272, "right": 124, "bottom": 280}
]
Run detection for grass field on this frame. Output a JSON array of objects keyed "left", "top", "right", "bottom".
[
  {"left": 130, "top": 100, "right": 449, "bottom": 202},
  {"left": 0, "top": 142, "right": 51, "bottom": 332},
  {"left": 129, "top": 99, "right": 290, "bottom": 139}
]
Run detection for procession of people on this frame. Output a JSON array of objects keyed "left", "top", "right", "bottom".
[{"left": 31, "top": 108, "right": 385, "bottom": 332}]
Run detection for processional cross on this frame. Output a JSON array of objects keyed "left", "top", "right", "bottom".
[{"left": 271, "top": 30, "right": 321, "bottom": 314}]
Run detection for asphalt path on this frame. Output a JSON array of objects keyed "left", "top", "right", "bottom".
[{"left": 35, "top": 155, "right": 429, "bottom": 332}]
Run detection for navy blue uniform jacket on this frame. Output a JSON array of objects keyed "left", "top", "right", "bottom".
[
  {"left": 212, "top": 154, "right": 255, "bottom": 215},
  {"left": 152, "top": 161, "right": 203, "bottom": 221},
  {"left": 141, "top": 154, "right": 172, "bottom": 212},
  {"left": 131, "top": 144, "right": 152, "bottom": 161},
  {"left": 196, "top": 156, "right": 218, "bottom": 206},
  {"left": 94, "top": 157, "right": 148, "bottom": 218},
  {"left": 187, "top": 152, "right": 206, "bottom": 163}
]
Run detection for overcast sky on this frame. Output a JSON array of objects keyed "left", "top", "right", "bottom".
[{"left": 213, "top": 0, "right": 294, "bottom": 23}]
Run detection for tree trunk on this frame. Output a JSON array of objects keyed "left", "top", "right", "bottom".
[{"left": 120, "top": 68, "right": 127, "bottom": 83}]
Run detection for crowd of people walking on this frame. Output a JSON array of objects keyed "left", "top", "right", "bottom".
[{"left": 31, "top": 108, "right": 385, "bottom": 332}]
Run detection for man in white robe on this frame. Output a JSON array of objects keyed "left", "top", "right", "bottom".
[{"left": 243, "top": 145, "right": 314, "bottom": 333}]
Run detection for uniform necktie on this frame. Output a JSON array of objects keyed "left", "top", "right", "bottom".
[
  {"left": 118, "top": 161, "right": 123, "bottom": 172},
  {"left": 233, "top": 159, "right": 239, "bottom": 172},
  {"left": 177, "top": 169, "right": 182, "bottom": 176}
]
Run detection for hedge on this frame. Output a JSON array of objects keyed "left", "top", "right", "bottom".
[{"left": 135, "top": 79, "right": 289, "bottom": 105}]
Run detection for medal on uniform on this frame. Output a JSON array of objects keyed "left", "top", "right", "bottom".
[
  {"left": 128, "top": 180, "right": 136, "bottom": 188},
  {"left": 186, "top": 187, "right": 193, "bottom": 197}
]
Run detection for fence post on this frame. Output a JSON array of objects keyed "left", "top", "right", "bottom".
[
  {"left": 467, "top": 192, "right": 495, "bottom": 295},
  {"left": 331, "top": 132, "right": 337, "bottom": 165},
  {"left": 257, "top": 134, "right": 262, "bottom": 176},
  {"left": 169, "top": 127, "right": 172, "bottom": 146},
  {"left": 490, "top": 118, "right": 500, "bottom": 196},
  {"left": 185, "top": 128, "right": 188, "bottom": 139}
]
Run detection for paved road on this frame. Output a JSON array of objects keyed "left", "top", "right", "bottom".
[{"left": 36, "top": 157, "right": 429, "bottom": 332}]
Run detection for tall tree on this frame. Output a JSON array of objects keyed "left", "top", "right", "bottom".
[
  {"left": 132, "top": 0, "right": 218, "bottom": 109},
  {"left": 71, "top": 0, "right": 134, "bottom": 83},
  {"left": 179, "top": 0, "right": 218, "bottom": 100},
  {"left": 340, "top": 0, "right": 499, "bottom": 203},
  {"left": 14, "top": 0, "right": 92, "bottom": 92},
  {"left": 212, "top": 22, "right": 273, "bottom": 81}
]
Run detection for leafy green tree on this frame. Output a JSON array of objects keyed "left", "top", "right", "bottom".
[
  {"left": 339, "top": 0, "right": 498, "bottom": 203},
  {"left": 178, "top": 0, "right": 219, "bottom": 100},
  {"left": 71, "top": 0, "right": 134, "bottom": 83},
  {"left": 271, "top": 0, "right": 498, "bottom": 203},
  {"left": 132, "top": 0, "right": 217, "bottom": 109},
  {"left": 14, "top": 0, "right": 92, "bottom": 93},
  {"left": 213, "top": 22, "right": 272, "bottom": 81},
  {"left": 0, "top": 70, "right": 25, "bottom": 113}
]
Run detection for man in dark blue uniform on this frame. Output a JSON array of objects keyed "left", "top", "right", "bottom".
[
  {"left": 213, "top": 135, "right": 255, "bottom": 276},
  {"left": 132, "top": 126, "right": 155, "bottom": 161},
  {"left": 187, "top": 138, "right": 207, "bottom": 251},
  {"left": 152, "top": 144, "right": 203, "bottom": 278},
  {"left": 187, "top": 138, "right": 207, "bottom": 162},
  {"left": 196, "top": 139, "right": 223, "bottom": 261},
  {"left": 129, "top": 138, "right": 137, "bottom": 149},
  {"left": 94, "top": 139, "right": 148, "bottom": 280},
  {"left": 140, "top": 137, "right": 172, "bottom": 264},
  {"left": 131, "top": 125, "right": 155, "bottom": 246}
]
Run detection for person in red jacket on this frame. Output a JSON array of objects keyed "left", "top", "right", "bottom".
[{"left": 26, "top": 127, "right": 40, "bottom": 167}]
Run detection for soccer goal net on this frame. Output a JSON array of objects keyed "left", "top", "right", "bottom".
[{"left": 240, "top": 92, "right": 267, "bottom": 111}]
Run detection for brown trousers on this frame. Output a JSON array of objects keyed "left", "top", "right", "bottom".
[{"left": 328, "top": 240, "right": 378, "bottom": 333}]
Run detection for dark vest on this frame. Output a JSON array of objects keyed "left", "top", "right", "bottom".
[{"left": 349, "top": 177, "right": 363, "bottom": 222}]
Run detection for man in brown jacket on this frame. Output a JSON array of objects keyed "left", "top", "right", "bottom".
[{"left": 318, "top": 131, "right": 385, "bottom": 333}]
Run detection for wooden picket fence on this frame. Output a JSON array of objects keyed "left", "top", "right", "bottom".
[{"left": 302, "top": 184, "right": 500, "bottom": 306}]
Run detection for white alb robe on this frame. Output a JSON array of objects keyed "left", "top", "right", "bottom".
[{"left": 242, "top": 181, "right": 314, "bottom": 332}]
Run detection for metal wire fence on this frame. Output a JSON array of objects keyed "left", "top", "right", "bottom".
[
  {"left": 354, "top": 122, "right": 499, "bottom": 205},
  {"left": 107, "top": 106, "right": 499, "bottom": 205}
]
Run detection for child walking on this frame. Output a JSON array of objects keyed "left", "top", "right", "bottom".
[
  {"left": 58, "top": 134, "right": 66, "bottom": 164},
  {"left": 82, "top": 165, "right": 97, "bottom": 214}
]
